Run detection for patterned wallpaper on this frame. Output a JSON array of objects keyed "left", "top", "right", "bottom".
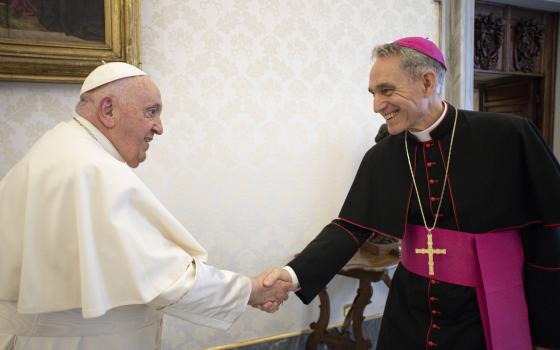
[{"left": 0, "top": 1, "right": 439, "bottom": 349}]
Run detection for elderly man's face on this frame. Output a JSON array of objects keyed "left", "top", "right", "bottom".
[
  {"left": 111, "top": 76, "right": 163, "bottom": 168},
  {"left": 368, "top": 55, "right": 431, "bottom": 135}
]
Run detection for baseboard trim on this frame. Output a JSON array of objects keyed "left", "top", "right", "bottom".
[{"left": 207, "top": 313, "right": 383, "bottom": 350}]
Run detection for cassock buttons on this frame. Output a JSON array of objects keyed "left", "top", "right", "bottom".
[
  {"left": 428, "top": 340, "right": 438, "bottom": 347},
  {"left": 430, "top": 196, "right": 440, "bottom": 203},
  {"left": 428, "top": 179, "right": 439, "bottom": 185},
  {"left": 432, "top": 323, "right": 441, "bottom": 330},
  {"left": 430, "top": 279, "right": 440, "bottom": 285},
  {"left": 427, "top": 161, "right": 437, "bottom": 167},
  {"left": 429, "top": 296, "right": 439, "bottom": 302},
  {"left": 431, "top": 309, "right": 441, "bottom": 315},
  {"left": 424, "top": 142, "right": 433, "bottom": 148}
]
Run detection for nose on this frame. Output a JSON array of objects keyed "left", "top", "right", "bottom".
[
  {"left": 373, "top": 95, "right": 386, "bottom": 114},
  {"left": 153, "top": 116, "right": 163, "bottom": 135}
]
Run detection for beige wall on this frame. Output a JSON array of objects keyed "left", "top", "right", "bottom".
[{"left": 0, "top": 1, "right": 439, "bottom": 349}]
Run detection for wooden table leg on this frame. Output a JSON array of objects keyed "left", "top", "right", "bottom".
[
  {"left": 306, "top": 269, "right": 389, "bottom": 350},
  {"left": 349, "top": 277, "right": 373, "bottom": 349},
  {"left": 306, "top": 287, "right": 331, "bottom": 349}
]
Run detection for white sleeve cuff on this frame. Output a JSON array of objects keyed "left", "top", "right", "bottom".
[{"left": 283, "top": 266, "right": 300, "bottom": 290}]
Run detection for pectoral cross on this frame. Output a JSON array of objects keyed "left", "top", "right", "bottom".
[{"left": 415, "top": 230, "right": 446, "bottom": 276}]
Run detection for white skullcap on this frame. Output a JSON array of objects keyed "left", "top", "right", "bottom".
[{"left": 80, "top": 62, "right": 147, "bottom": 95}]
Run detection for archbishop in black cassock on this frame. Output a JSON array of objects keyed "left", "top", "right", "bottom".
[{"left": 284, "top": 37, "right": 560, "bottom": 350}]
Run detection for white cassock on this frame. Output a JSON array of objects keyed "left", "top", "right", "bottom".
[{"left": 0, "top": 116, "right": 252, "bottom": 350}]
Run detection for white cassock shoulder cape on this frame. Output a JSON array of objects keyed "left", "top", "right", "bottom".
[{"left": 0, "top": 117, "right": 251, "bottom": 348}]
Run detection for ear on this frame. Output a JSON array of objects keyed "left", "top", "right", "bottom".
[
  {"left": 97, "top": 97, "right": 115, "bottom": 128},
  {"left": 421, "top": 70, "right": 437, "bottom": 97}
]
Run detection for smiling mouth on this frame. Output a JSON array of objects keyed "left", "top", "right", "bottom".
[{"left": 384, "top": 111, "right": 398, "bottom": 121}]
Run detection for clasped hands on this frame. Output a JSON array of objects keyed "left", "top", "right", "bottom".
[{"left": 248, "top": 268, "right": 295, "bottom": 313}]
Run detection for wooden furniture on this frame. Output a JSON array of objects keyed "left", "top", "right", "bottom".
[
  {"left": 474, "top": 1, "right": 558, "bottom": 145},
  {"left": 305, "top": 241, "right": 399, "bottom": 350}
]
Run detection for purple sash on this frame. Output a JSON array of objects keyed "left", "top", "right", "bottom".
[{"left": 401, "top": 224, "right": 532, "bottom": 350}]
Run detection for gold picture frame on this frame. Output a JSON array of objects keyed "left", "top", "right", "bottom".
[{"left": 0, "top": 0, "right": 141, "bottom": 83}]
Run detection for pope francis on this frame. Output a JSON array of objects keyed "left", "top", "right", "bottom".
[{"left": 0, "top": 62, "right": 293, "bottom": 350}]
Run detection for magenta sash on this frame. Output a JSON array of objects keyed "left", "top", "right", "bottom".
[{"left": 401, "top": 224, "right": 532, "bottom": 350}]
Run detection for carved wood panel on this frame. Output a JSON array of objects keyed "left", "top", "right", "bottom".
[
  {"left": 509, "top": 8, "right": 546, "bottom": 74},
  {"left": 474, "top": 1, "right": 557, "bottom": 146},
  {"left": 474, "top": 2, "right": 555, "bottom": 75},
  {"left": 475, "top": 10, "right": 505, "bottom": 71}
]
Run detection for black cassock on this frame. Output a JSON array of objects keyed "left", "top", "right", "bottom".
[{"left": 288, "top": 103, "right": 560, "bottom": 350}]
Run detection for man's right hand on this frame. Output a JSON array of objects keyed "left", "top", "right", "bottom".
[{"left": 248, "top": 268, "right": 295, "bottom": 313}]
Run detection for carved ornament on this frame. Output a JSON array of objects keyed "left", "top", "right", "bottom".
[
  {"left": 474, "top": 13, "right": 504, "bottom": 70},
  {"left": 514, "top": 19, "right": 543, "bottom": 72}
]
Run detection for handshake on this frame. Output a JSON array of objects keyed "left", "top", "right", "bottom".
[{"left": 248, "top": 268, "right": 296, "bottom": 313}]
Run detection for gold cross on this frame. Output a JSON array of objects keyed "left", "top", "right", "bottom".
[{"left": 415, "top": 231, "right": 446, "bottom": 276}]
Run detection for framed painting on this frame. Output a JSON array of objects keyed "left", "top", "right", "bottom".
[{"left": 0, "top": 0, "right": 140, "bottom": 83}]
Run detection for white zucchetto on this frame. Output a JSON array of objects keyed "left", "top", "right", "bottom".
[{"left": 81, "top": 62, "right": 147, "bottom": 95}]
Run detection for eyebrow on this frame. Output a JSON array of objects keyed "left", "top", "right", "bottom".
[
  {"left": 369, "top": 83, "right": 395, "bottom": 94},
  {"left": 146, "top": 103, "right": 162, "bottom": 111},
  {"left": 375, "top": 83, "right": 395, "bottom": 90}
]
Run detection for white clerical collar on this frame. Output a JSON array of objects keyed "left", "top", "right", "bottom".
[
  {"left": 72, "top": 115, "right": 125, "bottom": 163},
  {"left": 409, "top": 102, "right": 448, "bottom": 142}
]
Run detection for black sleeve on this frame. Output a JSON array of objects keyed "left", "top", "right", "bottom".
[
  {"left": 521, "top": 225, "right": 560, "bottom": 349},
  {"left": 287, "top": 219, "right": 372, "bottom": 304},
  {"left": 517, "top": 118, "right": 560, "bottom": 348},
  {"left": 521, "top": 118, "right": 560, "bottom": 221}
]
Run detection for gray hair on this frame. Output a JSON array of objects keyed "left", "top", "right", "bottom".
[
  {"left": 75, "top": 78, "right": 133, "bottom": 116},
  {"left": 75, "top": 92, "right": 92, "bottom": 115},
  {"left": 371, "top": 43, "right": 446, "bottom": 95}
]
